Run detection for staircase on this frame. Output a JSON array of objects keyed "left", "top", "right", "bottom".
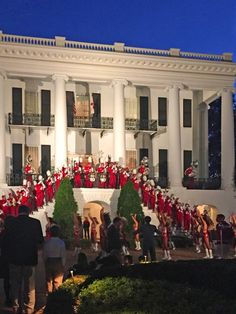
[{"left": 30, "top": 201, "right": 55, "bottom": 236}]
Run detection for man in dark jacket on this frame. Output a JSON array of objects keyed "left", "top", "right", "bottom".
[
  {"left": 139, "top": 216, "right": 158, "bottom": 262},
  {"left": 3, "top": 205, "right": 44, "bottom": 314}
]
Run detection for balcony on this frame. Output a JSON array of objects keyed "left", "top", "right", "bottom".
[
  {"left": 8, "top": 113, "right": 164, "bottom": 133},
  {"left": 125, "top": 119, "right": 158, "bottom": 131},
  {"left": 182, "top": 177, "right": 221, "bottom": 190},
  {"left": 8, "top": 113, "right": 55, "bottom": 127}
]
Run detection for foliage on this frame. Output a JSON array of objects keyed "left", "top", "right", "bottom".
[
  {"left": 44, "top": 275, "right": 88, "bottom": 314},
  {"left": 53, "top": 178, "right": 78, "bottom": 241},
  {"left": 76, "top": 277, "right": 236, "bottom": 314},
  {"left": 117, "top": 181, "right": 143, "bottom": 232}
]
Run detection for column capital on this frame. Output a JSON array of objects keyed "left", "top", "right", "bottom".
[
  {"left": 165, "top": 83, "right": 186, "bottom": 92},
  {"left": 52, "top": 73, "right": 69, "bottom": 82},
  {"left": 217, "top": 88, "right": 235, "bottom": 96},
  {"left": 0, "top": 70, "right": 7, "bottom": 79},
  {"left": 111, "top": 78, "right": 129, "bottom": 87}
]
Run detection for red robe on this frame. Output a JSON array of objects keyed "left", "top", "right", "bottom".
[
  {"left": 45, "top": 177, "right": 54, "bottom": 202},
  {"left": 35, "top": 182, "right": 45, "bottom": 208}
]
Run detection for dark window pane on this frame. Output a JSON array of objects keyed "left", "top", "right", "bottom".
[
  {"left": 183, "top": 150, "right": 192, "bottom": 176},
  {"left": 41, "top": 90, "right": 51, "bottom": 126},
  {"left": 159, "top": 149, "right": 168, "bottom": 178},
  {"left": 140, "top": 96, "right": 149, "bottom": 130},
  {"left": 158, "top": 97, "right": 167, "bottom": 126},
  {"left": 41, "top": 145, "right": 51, "bottom": 175},
  {"left": 183, "top": 99, "right": 192, "bottom": 127},
  {"left": 12, "top": 88, "right": 22, "bottom": 124},
  {"left": 92, "top": 93, "right": 101, "bottom": 128},
  {"left": 66, "top": 91, "right": 75, "bottom": 127}
]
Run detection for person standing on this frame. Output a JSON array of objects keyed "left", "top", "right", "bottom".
[
  {"left": 83, "top": 217, "right": 90, "bottom": 239},
  {"left": 43, "top": 225, "right": 66, "bottom": 293},
  {"left": 88, "top": 214, "right": 99, "bottom": 252},
  {"left": 2, "top": 205, "right": 44, "bottom": 314},
  {"left": 139, "top": 216, "right": 158, "bottom": 262}
]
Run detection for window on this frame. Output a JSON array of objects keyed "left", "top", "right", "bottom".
[
  {"left": 12, "top": 87, "right": 22, "bottom": 124},
  {"left": 158, "top": 97, "right": 167, "bottom": 126},
  {"left": 183, "top": 150, "right": 192, "bottom": 176},
  {"left": 41, "top": 90, "right": 51, "bottom": 126},
  {"left": 139, "top": 148, "right": 148, "bottom": 164},
  {"left": 140, "top": 96, "right": 149, "bottom": 130},
  {"left": 66, "top": 91, "right": 75, "bottom": 127},
  {"left": 41, "top": 145, "right": 51, "bottom": 175},
  {"left": 158, "top": 149, "right": 168, "bottom": 187},
  {"left": 183, "top": 99, "right": 192, "bottom": 127}
]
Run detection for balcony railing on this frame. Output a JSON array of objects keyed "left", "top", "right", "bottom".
[
  {"left": 125, "top": 119, "right": 158, "bottom": 131},
  {"left": 8, "top": 113, "right": 55, "bottom": 127},
  {"left": 1, "top": 32, "right": 232, "bottom": 61},
  {"left": 8, "top": 113, "right": 161, "bottom": 132},
  {"left": 182, "top": 177, "right": 221, "bottom": 190}
]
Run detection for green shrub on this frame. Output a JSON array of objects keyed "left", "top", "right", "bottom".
[
  {"left": 53, "top": 178, "right": 78, "bottom": 241},
  {"left": 76, "top": 277, "right": 236, "bottom": 314},
  {"left": 117, "top": 181, "right": 143, "bottom": 235},
  {"left": 44, "top": 275, "right": 88, "bottom": 314}
]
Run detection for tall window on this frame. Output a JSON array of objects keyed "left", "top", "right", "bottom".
[
  {"left": 41, "top": 90, "right": 51, "bottom": 126},
  {"left": 12, "top": 87, "right": 22, "bottom": 124},
  {"left": 183, "top": 150, "right": 192, "bottom": 176},
  {"left": 139, "top": 96, "right": 149, "bottom": 130},
  {"left": 66, "top": 91, "right": 75, "bottom": 127},
  {"left": 159, "top": 149, "right": 168, "bottom": 187},
  {"left": 183, "top": 99, "right": 192, "bottom": 127},
  {"left": 139, "top": 148, "right": 148, "bottom": 164},
  {"left": 158, "top": 97, "right": 167, "bottom": 126}
]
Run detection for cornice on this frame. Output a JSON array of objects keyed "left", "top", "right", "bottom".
[{"left": 0, "top": 43, "right": 236, "bottom": 77}]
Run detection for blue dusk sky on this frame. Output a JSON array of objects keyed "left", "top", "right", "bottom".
[{"left": 0, "top": 0, "right": 236, "bottom": 60}]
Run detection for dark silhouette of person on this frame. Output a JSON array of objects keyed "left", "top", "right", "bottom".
[
  {"left": 107, "top": 217, "right": 122, "bottom": 253},
  {"left": 139, "top": 216, "right": 158, "bottom": 262},
  {"left": 2, "top": 205, "right": 44, "bottom": 314}
]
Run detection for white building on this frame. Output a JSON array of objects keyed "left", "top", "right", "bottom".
[{"left": 0, "top": 31, "right": 236, "bottom": 217}]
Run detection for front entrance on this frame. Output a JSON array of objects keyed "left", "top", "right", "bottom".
[{"left": 82, "top": 201, "right": 111, "bottom": 241}]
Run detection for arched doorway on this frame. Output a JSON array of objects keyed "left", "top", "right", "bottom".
[{"left": 82, "top": 201, "right": 111, "bottom": 240}]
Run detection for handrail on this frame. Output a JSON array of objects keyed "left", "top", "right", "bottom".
[
  {"left": 0, "top": 31, "right": 231, "bottom": 62},
  {"left": 8, "top": 113, "right": 163, "bottom": 132}
]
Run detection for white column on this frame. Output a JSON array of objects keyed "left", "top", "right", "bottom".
[
  {"left": 0, "top": 72, "right": 6, "bottom": 185},
  {"left": 221, "top": 88, "right": 234, "bottom": 189},
  {"left": 112, "top": 79, "right": 128, "bottom": 165},
  {"left": 52, "top": 74, "right": 68, "bottom": 169},
  {"left": 167, "top": 84, "right": 182, "bottom": 187}
]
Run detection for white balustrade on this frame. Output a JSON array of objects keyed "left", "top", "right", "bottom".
[{"left": 0, "top": 31, "right": 231, "bottom": 62}]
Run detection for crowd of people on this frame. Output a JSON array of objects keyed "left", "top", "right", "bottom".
[{"left": 0, "top": 155, "right": 236, "bottom": 313}]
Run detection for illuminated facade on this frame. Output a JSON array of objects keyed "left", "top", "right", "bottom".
[{"left": 0, "top": 31, "right": 235, "bottom": 214}]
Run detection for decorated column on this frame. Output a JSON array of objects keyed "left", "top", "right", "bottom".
[
  {"left": 0, "top": 72, "right": 6, "bottom": 185},
  {"left": 221, "top": 88, "right": 235, "bottom": 189},
  {"left": 167, "top": 84, "right": 182, "bottom": 187},
  {"left": 112, "top": 79, "right": 128, "bottom": 165},
  {"left": 52, "top": 74, "right": 68, "bottom": 170}
]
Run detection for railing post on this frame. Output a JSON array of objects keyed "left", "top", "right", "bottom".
[
  {"left": 114, "top": 42, "right": 125, "bottom": 52},
  {"left": 223, "top": 53, "right": 233, "bottom": 61},
  {"left": 55, "top": 36, "right": 66, "bottom": 47},
  {"left": 169, "top": 48, "right": 180, "bottom": 57}
]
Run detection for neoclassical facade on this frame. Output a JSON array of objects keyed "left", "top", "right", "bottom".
[{"left": 0, "top": 31, "right": 236, "bottom": 214}]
